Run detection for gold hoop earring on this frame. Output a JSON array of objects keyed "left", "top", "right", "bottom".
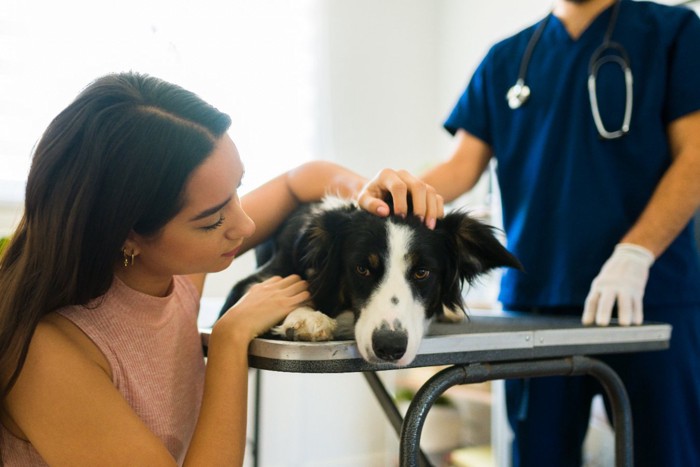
[{"left": 122, "top": 249, "right": 135, "bottom": 267}]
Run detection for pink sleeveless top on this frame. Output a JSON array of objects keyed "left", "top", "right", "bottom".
[{"left": 1, "top": 276, "right": 206, "bottom": 465}]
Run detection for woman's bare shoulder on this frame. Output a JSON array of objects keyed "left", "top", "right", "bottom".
[
  {"left": 40, "top": 313, "right": 112, "bottom": 377},
  {"left": 2, "top": 314, "right": 172, "bottom": 464}
]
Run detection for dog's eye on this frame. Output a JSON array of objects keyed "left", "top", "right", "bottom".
[
  {"left": 355, "top": 265, "right": 371, "bottom": 277},
  {"left": 413, "top": 269, "right": 430, "bottom": 280}
]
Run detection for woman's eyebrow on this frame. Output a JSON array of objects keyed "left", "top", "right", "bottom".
[{"left": 189, "top": 196, "right": 232, "bottom": 222}]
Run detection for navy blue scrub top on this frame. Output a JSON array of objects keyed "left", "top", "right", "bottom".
[{"left": 444, "top": 0, "right": 700, "bottom": 308}]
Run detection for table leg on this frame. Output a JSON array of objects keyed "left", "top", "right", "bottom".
[
  {"left": 252, "top": 369, "right": 261, "bottom": 467},
  {"left": 363, "top": 372, "right": 433, "bottom": 467},
  {"left": 399, "top": 357, "right": 632, "bottom": 467}
]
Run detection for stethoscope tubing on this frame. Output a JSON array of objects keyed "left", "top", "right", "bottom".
[
  {"left": 507, "top": 0, "right": 632, "bottom": 140},
  {"left": 588, "top": 45, "right": 633, "bottom": 139}
]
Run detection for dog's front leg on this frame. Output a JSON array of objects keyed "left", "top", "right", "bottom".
[{"left": 272, "top": 306, "right": 337, "bottom": 341}]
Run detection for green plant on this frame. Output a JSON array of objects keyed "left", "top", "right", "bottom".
[{"left": 0, "top": 236, "right": 8, "bottom": 256}]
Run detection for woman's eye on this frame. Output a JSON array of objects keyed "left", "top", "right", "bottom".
[
  {"left": 413, "top": 269, "right": 430, "bottom": 280},
  {"left": 202, "top": 215, "right": 226, "bottom": 231},
  {"left": 355, "top": 265, "right": 371, "bottom": 277}
]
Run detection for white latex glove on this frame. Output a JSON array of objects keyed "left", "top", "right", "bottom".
[{"left": 582, "top": 243, "right": 655, "bottom": 326}]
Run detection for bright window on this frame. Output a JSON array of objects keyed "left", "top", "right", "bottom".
[{"left": 0, "top": 0, "right": 318, "bottom": 202}]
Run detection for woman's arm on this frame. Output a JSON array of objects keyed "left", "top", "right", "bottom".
[
  {"left": 239, "top": 161, "right": 443, "bottom": 254},
  {"left": 3, "top": 276, "right": 307, "bottom": 465},
  {"left": 186, "top": 275, "right": 309, "bottom": 465},
  {"left": 3, "top": 318, "right": 178, "bottom": 465}
]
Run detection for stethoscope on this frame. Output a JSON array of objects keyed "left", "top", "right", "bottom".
[{"left": 506, "top": 0, "right": 632, "bottom": 139}]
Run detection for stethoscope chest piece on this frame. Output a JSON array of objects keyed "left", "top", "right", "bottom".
[{"left": 507, "top": 79, "right": 531, "bottom": 109}]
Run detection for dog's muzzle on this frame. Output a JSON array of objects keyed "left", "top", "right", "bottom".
[{"left": 371, "top": 320, "right": 408, "bottom": 362}]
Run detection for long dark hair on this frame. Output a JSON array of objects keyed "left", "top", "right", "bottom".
[{"left": 0, "top": 72, "right": 231, "bottom": 400}]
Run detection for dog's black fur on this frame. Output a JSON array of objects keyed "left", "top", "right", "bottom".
[{"left": 220, "top": 197, "right": 521, "bottom": 365}]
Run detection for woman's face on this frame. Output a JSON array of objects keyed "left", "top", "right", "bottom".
[{"left": 124, "top": 134, "right": 255, "bottom": 290}]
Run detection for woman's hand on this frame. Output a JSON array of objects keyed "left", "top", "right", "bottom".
[
  {"left": 357, "top": 169, "right": 444, "bottom": 229},
  {"left": 215, "top": 275, "right": 310, "bottom": 343}
]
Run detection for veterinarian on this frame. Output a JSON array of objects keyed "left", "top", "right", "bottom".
[
  {"left": 421, "top": 0, "right": 700, "bottom": 465},
  {"left": 0, "top": 72, "right": 443, "bottom": 465}
]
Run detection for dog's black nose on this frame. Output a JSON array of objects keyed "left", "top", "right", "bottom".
[{"left": 372, "top": 328, "right": 408, "bottom": 362}]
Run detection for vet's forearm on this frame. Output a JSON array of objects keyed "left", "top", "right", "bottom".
[
  {"left": 621, "top": 112, "right": 700, "bottom": 257},
  {"left": 621, "top": 148, "right": 700, "bottom": 257}
]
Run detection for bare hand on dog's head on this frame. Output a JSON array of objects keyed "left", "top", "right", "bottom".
[
  {"left": 216, "top": 275, "right": 310, "bottom": 342},
  {"left": 357, "top": 169, "right": 444, "bottom": 229}
]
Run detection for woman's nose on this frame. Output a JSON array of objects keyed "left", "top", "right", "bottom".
[{"left": 228, "top": 205, "right": 256, "bottom": 240}]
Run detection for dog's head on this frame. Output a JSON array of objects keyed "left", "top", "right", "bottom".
[{"left": 295, "top": 199, "right": 522, "bottom": 366}]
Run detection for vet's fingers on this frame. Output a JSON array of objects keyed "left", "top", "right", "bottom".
[
  {"left": 631, "top": 297, "right": 644, "bottom": 325},
  {"left": 581, "top": 292, "right": 599, "bottom": 325},
  {"left": 595, "top": 290, "right": 616, "bottom": 326},
  {"left": 617, "top": 294, "right": 633, "bottom": 326}
]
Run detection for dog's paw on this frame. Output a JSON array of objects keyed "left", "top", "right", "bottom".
[
  {"left": 272, "top": 306, "right": 337, "bottom": 341},
  {"left": 438, "top": 305, "right": 466, "bottom": 323}
]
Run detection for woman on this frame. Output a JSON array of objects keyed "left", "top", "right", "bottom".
[{"left": 0, "top": 72, "right": 442, "bottom": 465}]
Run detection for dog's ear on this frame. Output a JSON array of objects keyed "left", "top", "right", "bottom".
[
  {"left": 438, "top": 211, "right": 522, "bottom": 295},
  {"left": 294, "top": 207, "right": 353, "bottom": 309},
  {"left": 440, "top": 211, "right": 522, "bottom": 281},
  {"left": 435, "top": 211, "right": 522, "bottom": 317}
]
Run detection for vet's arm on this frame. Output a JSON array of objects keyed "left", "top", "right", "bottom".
[
  {"left": 583, "top": 110, "right": 700, "bottom": 326},
  {"left": 618, "top": 110, "right": 700, "bottom": 256},
  {"left": 421, "top": 129, "right": 493, "bottom": 204}
]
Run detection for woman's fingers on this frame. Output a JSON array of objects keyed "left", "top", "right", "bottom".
[{"left": 357, "top": 169, "right": 443, "bottom": 229}]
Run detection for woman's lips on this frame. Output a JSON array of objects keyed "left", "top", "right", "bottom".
[{"left": 222, "top": 246, "right": 240, "bottom": 258}]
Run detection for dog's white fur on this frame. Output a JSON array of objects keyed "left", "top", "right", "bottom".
[{"left": 352, "top": 223, "right": 430, "bottom": 364}]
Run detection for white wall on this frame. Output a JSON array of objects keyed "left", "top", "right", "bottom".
[
  {"left": 200, "top": 2, "right": 553, "bottom": 466},
  {"left": 0, "top": 1, "right": 553, "bottom": 465},
  {"left": 202, "top": 0, "right": 550, "bottom": 300}
]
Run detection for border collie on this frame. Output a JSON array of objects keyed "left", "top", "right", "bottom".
[{"left": 220, "top": 197, "right": 521, "bottom": 366}]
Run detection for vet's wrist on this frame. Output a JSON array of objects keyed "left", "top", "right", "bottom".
[{"left": 614, "top": 243, "right": 655, "bottom": 265}]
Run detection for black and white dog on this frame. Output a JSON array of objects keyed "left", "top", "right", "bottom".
[{"left": 220, "top": 197, "right": 521, "bottom": 366}]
